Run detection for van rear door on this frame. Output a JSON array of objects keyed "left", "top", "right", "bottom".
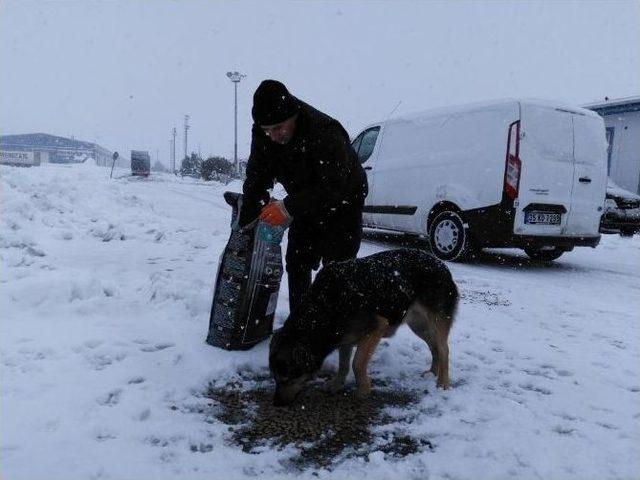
[
  {"left": 514, "top": 104, "right": 575, "bottom": 236},
  {"left": 565, "top": 113, "right": 607, "bottom": 235}
]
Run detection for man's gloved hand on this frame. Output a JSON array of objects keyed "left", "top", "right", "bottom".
[
  {"left": 232, "top": 219, "right": 257, "bottom": 235},
  {"left": 259, "top": 200, "right": 292, "bottom": 227}
]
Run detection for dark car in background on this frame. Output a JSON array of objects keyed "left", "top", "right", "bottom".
[
  {"left": 131, "top": 150, "right": 151, "bottom": 177},
  {"left": 600, "top": 179, "right": 640, "bottom": 237}
]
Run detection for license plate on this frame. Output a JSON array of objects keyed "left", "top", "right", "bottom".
[{"left": 525, "top": 211, "right": 561, "bottom": 225}]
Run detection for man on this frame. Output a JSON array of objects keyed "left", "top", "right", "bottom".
[{"left": 238, "top": 80, "right": 368, "bottom": 313}]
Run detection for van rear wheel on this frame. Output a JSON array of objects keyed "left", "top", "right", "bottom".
[
  {"left": 428, "top": 211, "right": 474, "bottom": 261},
  {"left": 524, "top": 246, "right": 564, "bottom": 262}
]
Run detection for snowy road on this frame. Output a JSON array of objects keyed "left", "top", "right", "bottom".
[{"left": 1, "top": 163, "right": 638, "bottom": 480}]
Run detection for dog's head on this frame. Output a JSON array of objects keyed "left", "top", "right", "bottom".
[{"left": 269, "top": 327, "right": 319, "bottom": 406}]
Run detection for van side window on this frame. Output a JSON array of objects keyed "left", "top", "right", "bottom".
[
  {"left": 358, "top": 127, "right": 380, "bottom": 163},
  {"left": 351, "top": 133, "right": 363, "bottom": 156}
]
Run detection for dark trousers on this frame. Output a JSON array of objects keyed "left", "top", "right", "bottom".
[{"left": 286, "top": 223, "right": 362, "bottom": 313}]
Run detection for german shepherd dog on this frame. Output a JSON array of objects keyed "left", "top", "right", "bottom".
[{"left": 269, "top": 249, "right": 459, "bottom": 406}]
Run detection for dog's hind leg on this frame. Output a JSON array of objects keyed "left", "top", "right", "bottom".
[
  {"left": 352, "top": 316, "right": 388, "bottom": 399},
  {"left": 405, "top": 301, "right": 439, "bottom": 376},
  {"left": 432, "top": 317, "right": 450, "bottom": 389},
  {"left": 326, "top": 345, "right": 353, "bottom": 392},
  {"left": 406, "top": 300, "right": 451, "bottom": 389}
]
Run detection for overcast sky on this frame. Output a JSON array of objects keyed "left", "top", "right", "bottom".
[{"left": 1, "top": 0, "right": 639, "bottom": 164}]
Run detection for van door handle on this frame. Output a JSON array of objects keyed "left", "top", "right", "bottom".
[
  {"left": 364, "top": 166, "right": 373, "bottom": 171},
  {"left": 579, "top": 177, "right": 591, "bottom": 183}
]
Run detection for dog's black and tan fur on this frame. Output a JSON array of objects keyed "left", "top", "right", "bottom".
[{"left": 269, "top": 249, "right": 459, "bottom": 405}]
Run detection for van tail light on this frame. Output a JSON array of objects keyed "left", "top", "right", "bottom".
[{"left": 504, "top": 120, "right": 521, "bottom": 200}]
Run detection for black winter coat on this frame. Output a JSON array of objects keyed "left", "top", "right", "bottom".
[{"left": 238, "top": 101, "right": 368, "bottom": 233}]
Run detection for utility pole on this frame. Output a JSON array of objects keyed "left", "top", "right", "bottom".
[
  {"left": 183, "top": 115, "right": 190, "bottom": 160},
  {"left": 171, "top": 127, "right": 176, "bottom": 172},
  {"left": 169, "top": 139, "right": 173, "bottom": 172},
  {"left": 226, "top": 71, "right": 246, "bottom": 176}
]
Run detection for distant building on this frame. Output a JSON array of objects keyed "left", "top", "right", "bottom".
[
  {"left": 0, "top": 133, "right": 112, "bottom": 166},
  {"left": 584, "top": 96, "right": 640, "bottom": 194}
]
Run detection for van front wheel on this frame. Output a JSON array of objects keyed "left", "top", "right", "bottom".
[
  {"left": 428, "top": 211, "right": 473, "bottom": 261},
  {"left": 524, "top": 246, "right": 564, "bottom": 262}
]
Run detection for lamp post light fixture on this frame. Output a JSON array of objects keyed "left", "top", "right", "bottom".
[{"left": 226, "top": 71, "right": 246, "bottom": 176}]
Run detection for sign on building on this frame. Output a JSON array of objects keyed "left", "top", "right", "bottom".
[{"left": 0, "top": 150, "right": 39, "bottom": 167}]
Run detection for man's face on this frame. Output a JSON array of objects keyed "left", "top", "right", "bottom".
[{"left": 261, "top": 114, "right": 298, "bottom": 145}]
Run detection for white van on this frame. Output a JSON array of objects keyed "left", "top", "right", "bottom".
[{"left": 351, "top": 99, "right": 608, "bottom": 261}]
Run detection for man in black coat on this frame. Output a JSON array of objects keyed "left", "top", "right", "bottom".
[{"left": 238, "top": 80, "right": 368, "bottom": 313}]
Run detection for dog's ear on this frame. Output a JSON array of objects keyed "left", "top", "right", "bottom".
[
  {"left": 269, "top": 328, "right": 287, "bottom": 369},
  {"left": 269, "top": 328, "right": 283, "bottom": 354}
]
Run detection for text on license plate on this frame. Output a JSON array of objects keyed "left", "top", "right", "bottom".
[{"left": 525, "top": 211, "right": 561, "bottom": 225}]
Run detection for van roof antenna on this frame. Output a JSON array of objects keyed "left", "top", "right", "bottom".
[{"left": 386, "top": 100, "right": 402, "bottom": 121}]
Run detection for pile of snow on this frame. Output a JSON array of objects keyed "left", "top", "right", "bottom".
[
  {"left": 73, "top": 154, "right": 97, "bottom": 165},
  {"left": 1, "top": 163, "right": 639, "bottom": 479}
]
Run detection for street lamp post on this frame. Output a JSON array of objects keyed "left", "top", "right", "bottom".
[{"left": 226, "top": 71, "right": 246, "bottom": 176}]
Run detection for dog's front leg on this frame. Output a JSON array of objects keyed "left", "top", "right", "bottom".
[
  {"left": 352, "top": 316, "right": 388, "bottom": 399},
  {"left": 326, "top": 345, "right": 353, "bottom": 392}
]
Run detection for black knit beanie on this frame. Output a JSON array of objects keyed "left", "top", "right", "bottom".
[{"left": 252, "top": 80, "right": 300, "bottom": 126}]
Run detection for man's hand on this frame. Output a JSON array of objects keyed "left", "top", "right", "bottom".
[{"left": 259, "top": 200, "right": 292, "bottom": 227}]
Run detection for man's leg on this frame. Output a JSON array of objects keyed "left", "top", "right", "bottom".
[
  {"left": 286, "top": 264, "right": 311, "bottom": 313},
  {"left": 285, "top": 228, "right": 319, "bottom": 313},
  {"left": 321, "top": 227, "right": 362, "bottom": 265}
]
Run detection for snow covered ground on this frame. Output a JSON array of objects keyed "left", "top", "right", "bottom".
[{"left": 1, "top": 162, "right": 639, "bottom": 480}]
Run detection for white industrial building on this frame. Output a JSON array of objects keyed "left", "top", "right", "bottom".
[
  {"left": 0, "top": 133, "right": 112, "bottom": 167},
  {"left": 584, "top": 96, "right": 640, "bottom": 194}
]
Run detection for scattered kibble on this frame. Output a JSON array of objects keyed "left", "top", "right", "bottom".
[{"left": 205, "top": 372, "right": 434, "bottom": 468}]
